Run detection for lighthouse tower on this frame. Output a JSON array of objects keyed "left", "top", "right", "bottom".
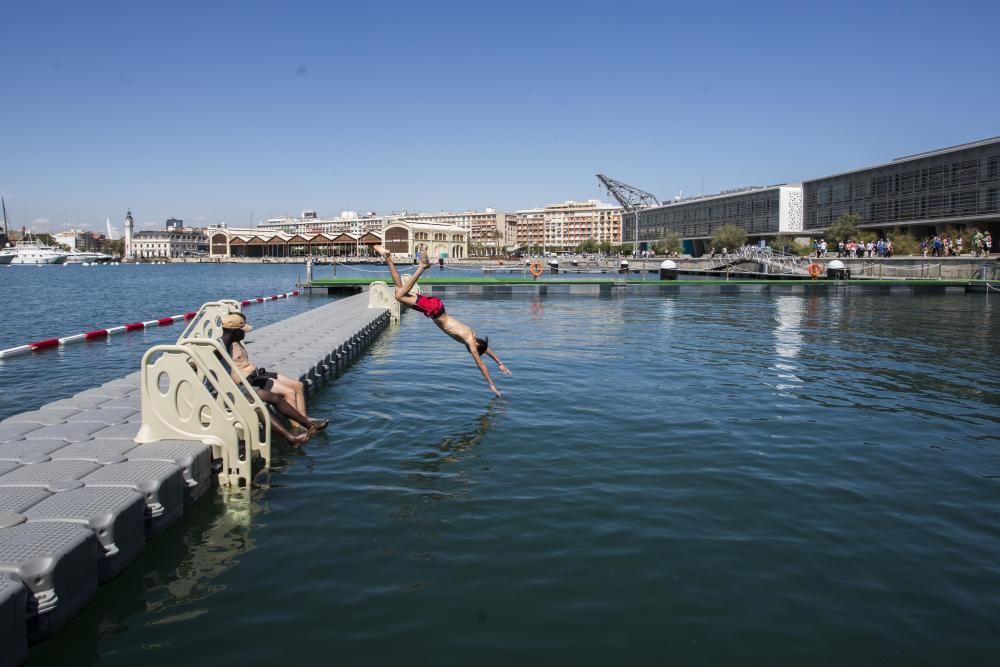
[{"left": 124, "top": 209, "right": 134, "bottom": 260}]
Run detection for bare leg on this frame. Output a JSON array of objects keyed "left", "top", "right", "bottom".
[
  {"left": 374, "top": 245, "right": 404, "bottom": 288},
  {"left": 375, "top": 245, "right": 430, "bottom": 302},
  {"left": 256, "top": 387, "right": 311, "bottom": 430},
  {"left": 398, "top": 252, "right": 432, "bottom": 298},
  {"left": 273, "top": 374, "right": 308, "bottom": 418}
]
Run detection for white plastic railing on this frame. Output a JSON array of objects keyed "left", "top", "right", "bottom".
[
  {"left": 400, "top": 274, "right": 423, "bottom": 296},
  {"left": 136, "top": 337, "right": 271, "bottom": 488},
  {"left": 369, "top": 282, "right": 400, "bottom": 324},
  {"left": 177, "top": 300, "right": 243, "bottom": 343}
]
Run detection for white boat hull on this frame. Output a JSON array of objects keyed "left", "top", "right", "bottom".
[{"left": 10, "top": 255, "right": 66, "bottom": 265}]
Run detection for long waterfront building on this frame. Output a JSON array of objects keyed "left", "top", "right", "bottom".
[
  {"left": 208, "top": 227, "right": 383, "bottom": 259},
  {"left": 628, "top": 186, "right": 803, "bottom": 256},
  {"left": 260, "top": 209, "right": 513, "bottom": 255},
  {"left": 259, "top": 210, "right": 386, "bottom": 236},
  {"left": 207, "top": 220, "right": 468, "bottom": 260},
  {"left": 628, "top": 136, "right": 1000, "bottom": 256},
  {"left": 802, "top": 136, "right": 1000, "bottom": 238}
]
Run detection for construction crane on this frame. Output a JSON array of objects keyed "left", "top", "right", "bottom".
[
  {"left": 596, "top": 174, "right": 660, "bottom": 254},
  {"left": 595, "top": 174, "right": 660, "bottom": 211}
]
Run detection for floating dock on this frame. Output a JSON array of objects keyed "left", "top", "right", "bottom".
[
  {"left": 0, "top": 292, "right": 390, "bottom": 663},
  {"left": 303, "top": 276, "right": 996, "bottom": 296}
]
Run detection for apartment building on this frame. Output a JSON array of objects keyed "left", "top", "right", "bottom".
[{"left": 515, "top": 200, "right": 622, "bottom": 251}]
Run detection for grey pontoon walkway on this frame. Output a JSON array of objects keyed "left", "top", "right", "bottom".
[{"left": 0, "top": 292, "right": 390, "bottom": 663}]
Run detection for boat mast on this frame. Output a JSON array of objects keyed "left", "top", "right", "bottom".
[{"left": 1, "top": 197, "right": 9, "bottom": 245}]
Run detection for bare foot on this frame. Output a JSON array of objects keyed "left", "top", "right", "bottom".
[
  {"left": 420, "top": 252, "right": 431, "bottom": 268},
  {"left": 288, "top": 431, "right": 311, "bottom": 447},
  {"left": 309, "top": 418, "right": 329, "bottom": 432},
  {"left": 374, "top": 245, "right": 389, "bottom": 259}
]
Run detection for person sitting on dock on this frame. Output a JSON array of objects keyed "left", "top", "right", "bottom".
[
  {"left": 220, "top": 312, "right": 328, "bottom": 441},
  {"left": 373, "top": 244, "right": 512, "bottom": 397}
]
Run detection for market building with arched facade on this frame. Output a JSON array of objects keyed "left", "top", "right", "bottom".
[
  {"left": 381, "top": 220, "right": 467, "bottom": 259},
  {"left": 207, "top": 227, "right": 382, "bottom": 260}
]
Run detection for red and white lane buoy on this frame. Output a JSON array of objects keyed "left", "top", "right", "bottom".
[{"left": 0, "top": 290, "right": 300, "bottom": 359}]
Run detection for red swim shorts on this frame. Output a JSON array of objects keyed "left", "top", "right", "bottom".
[{"left": 413, "top": 294, "right": 445, "bottom": 318}]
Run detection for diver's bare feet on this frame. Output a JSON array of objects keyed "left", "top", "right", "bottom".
[
  {"left": 374, "top": 245, "right": 389, "bottom": 259},
  {"left": 288, "top": 431, "right": 310, "bottom": 447},
  {"left": 420, "top": 252, "right": 431, "bottom": 268}
]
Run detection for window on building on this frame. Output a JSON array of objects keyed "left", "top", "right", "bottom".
[{"left": 987, "top": 187, "right": 999, "bottom": 212}]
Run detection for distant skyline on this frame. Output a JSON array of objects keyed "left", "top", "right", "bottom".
[{"left": 3, "top": 0, "right": 999, "bottom": 233}]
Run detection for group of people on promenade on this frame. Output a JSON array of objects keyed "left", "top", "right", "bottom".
[
  {"left": 826, "top": 238, "right": 894, "bottom": 259},
  {"left": 216, "top": 244, "right": 511, "bottom": 446},
  {"left": 817, "top": 233, "right": 994, "bottom": 259},
  {"left": 923, "top": 232, "right": 993, "bottom": 258}
]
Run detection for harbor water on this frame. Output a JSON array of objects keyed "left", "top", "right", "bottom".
[{"left": 4, "top": 264, "right": 1000, "bottom": 665}]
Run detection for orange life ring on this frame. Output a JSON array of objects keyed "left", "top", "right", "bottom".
[
  {"left": 807, "top": 263, "right": 823, "bottom": 279},
  {"left": 529, "top": 261, "right": 544, "bottom": 278}
]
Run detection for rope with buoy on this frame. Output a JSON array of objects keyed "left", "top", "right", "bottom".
[{"left": 0, "top": 290, "right": 301, "bottom": 359}]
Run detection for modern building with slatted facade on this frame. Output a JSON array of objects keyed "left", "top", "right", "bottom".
[
  {"left": 802, "top": 137, "right": 1000, "bottom": 237},
  {"left": 628, "top": 185, "right": 803, "bottom": 256}
]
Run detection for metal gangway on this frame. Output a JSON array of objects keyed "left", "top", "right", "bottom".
[{"left": 706, "top": 245, "right": 811, "bottom": 275}]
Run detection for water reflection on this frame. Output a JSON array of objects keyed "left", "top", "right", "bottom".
[
  {"left": 772, "top": 296, "right": 805, "bottom": 393},
  {"left": 400, "top": 399, "right": 505, "bottom": 492},
  {"left": 773, "top": 296, "right": 804, "bottom": 360},
  {"left": 658, "top": 297, "right": 676, "bottom": 331},
  {"left": 28, "top": 490, "right": 262, "bottom": 666}
]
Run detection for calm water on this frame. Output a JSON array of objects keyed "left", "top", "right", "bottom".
[
  {"left": 6, "top": 264, "right": 1000, "bottom": 665},
  {"left": 0, "top": 263, "right": 316, "bottom": 419}
]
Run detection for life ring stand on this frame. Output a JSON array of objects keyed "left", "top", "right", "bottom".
[
  {"left": 807, "top": 263, "right": 823, "bottom": 279},
  {"left": 529, "top": 261, "right": 544, "bottom": 278}
]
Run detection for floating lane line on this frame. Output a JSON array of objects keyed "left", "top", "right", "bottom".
[{"left": 0, "top": 290, "right": 301, "bottom": 359}]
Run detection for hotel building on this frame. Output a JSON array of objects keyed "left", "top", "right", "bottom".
[{"left": 515, "top": 200, "right": 622, "bottom": 251}]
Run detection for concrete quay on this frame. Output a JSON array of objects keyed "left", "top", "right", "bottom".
[
  {"left": 0, "top": 292, "right": 390, "bottom": 663},
  {"left": 303, "top": 276, "right": 997, "bottom": 298}
]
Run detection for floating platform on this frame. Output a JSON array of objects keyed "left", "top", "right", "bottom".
[
  {"left": 0, "top": 292, "right": 391, "bottom": 661},
  {"left": 303, "top": 276, "right": 994, "bottom": 296}
]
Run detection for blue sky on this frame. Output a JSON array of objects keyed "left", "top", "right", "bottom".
[{"left": 2, "top": 0, "right": 998, "bottom": 232}]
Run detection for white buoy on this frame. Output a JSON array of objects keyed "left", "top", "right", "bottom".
[
  {"left": 660, "top": 260, "right": 677, "bottom": 270},
  {"left": 827, "top": 258, "right": 848, "bottom": 279}
]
